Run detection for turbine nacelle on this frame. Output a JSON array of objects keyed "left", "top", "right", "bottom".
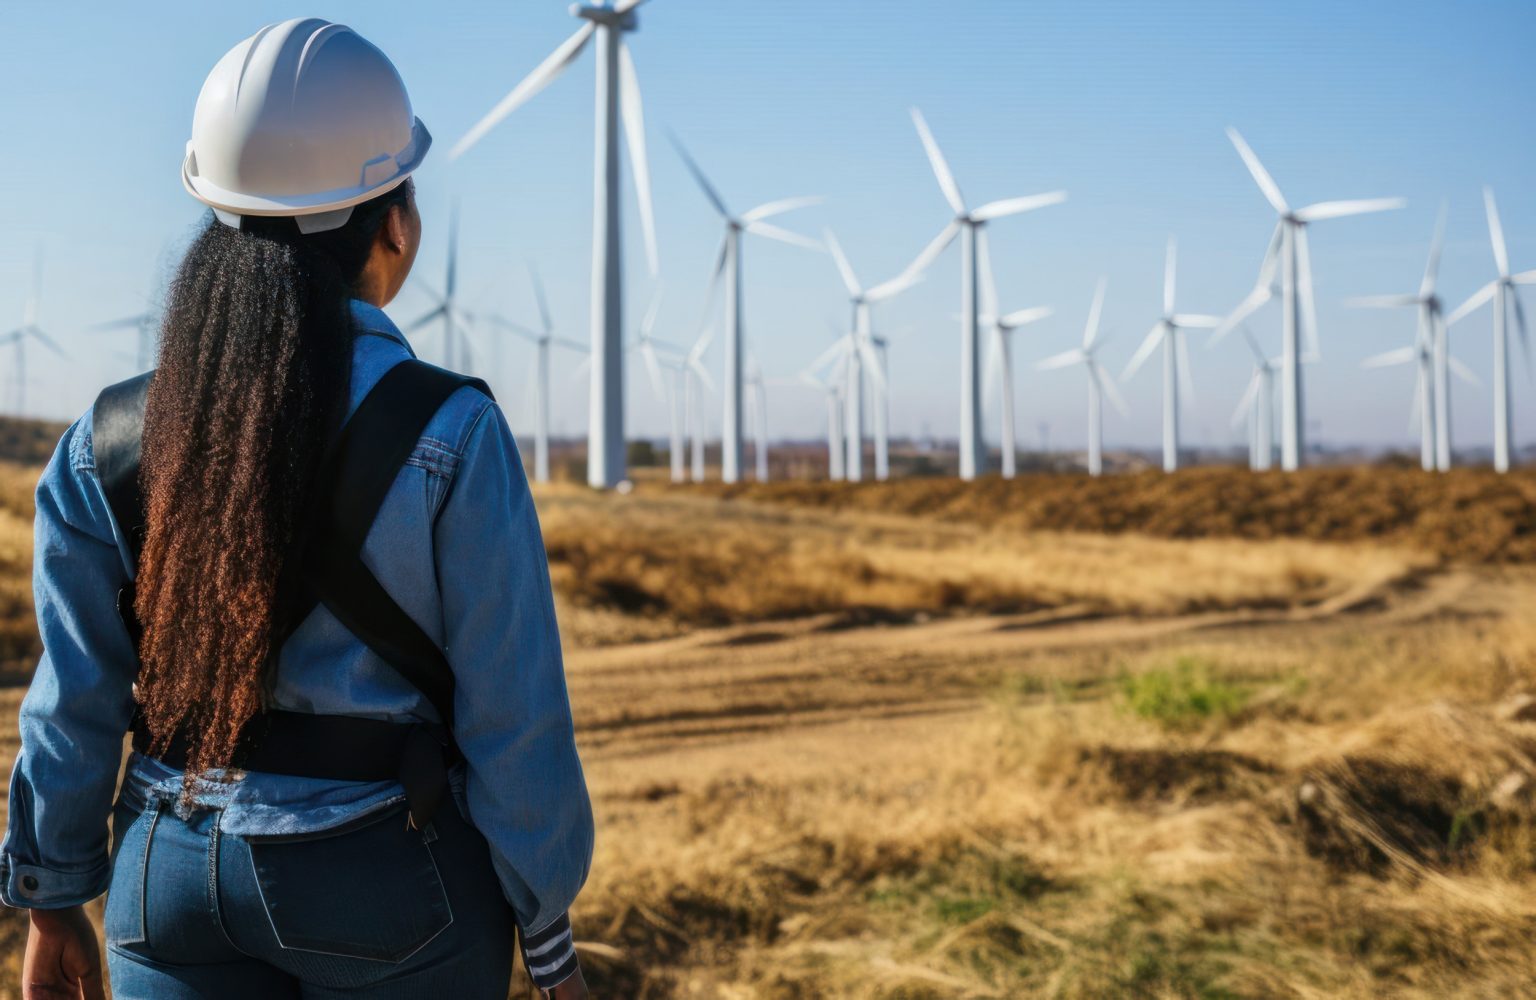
[{"left": 571, "top": 3, "right": 638, "bottom": 29}]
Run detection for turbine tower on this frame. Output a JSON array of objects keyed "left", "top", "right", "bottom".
[
  {"left": 1036, "top": 279, "right": 1126, "bottom": 476},
  {"left": 1231, "top": 329, "right": 1277, "bottom": 471},
  {"left": 1347, "top": 205, "right": 1451, "bottom": 471},
  {"left": 744, "top": 357, "right": 769, "bottom": 481},
  {"left": 684, "top": 324, "right": 715, "bottom": 482},
  {"left": 1445, "top": 188, "right": 1536, "bottom": 473},
  {"left": 977, "top": 228, "right": 1051, "bottom": 479},
  {"left": 407, "top": 204, "right": 476, "bottom": 372},
  {"left": 1, "top": 255, "right": 66, "bottom": 417},
  {"left": 823, "top": 230, "right": 922, "bottom": 481},
  {"left": 670, "top": 135, "right": 820, "bottom": 484},
  {"left": 1212, "top": 128, "right": 1404, "bottom": 471},
  {"left": 1121, "top": 238, "right": 1222, "bottom": 472},
  {"left": 486, "top": 265, "right": 589, "bottom": 483},
  {"left": 795, "top": 363, "right": 847, "bottom": 481},
  {"left": 450, "top": 0, "right": 660, "bottom": 489},
  {"left": 899, "top": 108, "right": 1067, "bottom": 480}
]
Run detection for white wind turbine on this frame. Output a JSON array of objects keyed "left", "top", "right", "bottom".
[
  {"left": 1121, "top": 238, "right": 1222, "bottom": 472},
  {"left": 670, "top": 135, "right": 820, "bottom": 485},
  {"left": 1230, "top": 329, "right": 1277, "bottom": 471},
  {"left": 744, "top": 357, "right": 770, "bottom": 481},
  {"left": 683, "top": 323, "right": 715, "bottom": 482},
  {"left": 485, "top": 265, "right": 589, "bottom": 484},
  {"left": 797, "top": 354, "right": 848, "bottom": 480},
  {"left": 450, "top": 0, "right": 659, "bottom": 489},
  {"left": 1035, "top": 278, "right": 1126, "bottom": 476},
  {"left": 630, "top": 288, "right": 689, "bottom": 483},
  {"left": 1, "top": 255, "right": 67, "bottom": 417},
  {"left": 899, "top": 107, "right": 1067, "bottom": 480},
  {"left": 1347, "top": 205, "right": 1452, "bottom": 471},
  {"left": 977, "top": 229, "right": 1051, "bottom": 479},
  {"left": 407, "top": 204, "right": 476, "bottom": 372},
  {"left": 823, "top": 230, "right": 922, "bottom": 481},
  {"left": 1446, "top": 187, "right": 1536, "bottom": 473},
  {"left": 1211, "top": 128, "right": 1404, "bottom": 471}
]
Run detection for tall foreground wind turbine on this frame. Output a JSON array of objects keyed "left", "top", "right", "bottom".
[
  {"left": 1036, "top": 279, "right": 1125, "bottom": 476},
  {"left": 407, "top": 205, "right": 475, "bottom": 372},
  {"left": 1348, "top": 206, "right": 1451, "bottom": 471},
  {"left": 824, "top": 230, "right": 921, "bottom": 481},
  {"left": 1213, "top": 128, "right": 1404, "bottom": 471},
  {"left": 1122, "top": 238, "right": 1222, "bottom": 472},
  {"left": 451, "top": 0, "right": 659, "bottom": 489},
  {"left": 900, "top": 108, "right": 1066, "bottom": 480},
  {"left": 670, "top": 135, "right": 820, "bottom": 484},
  {"left": 978, "top": 231, "right": 1051, "bottom": 479},
  {"left": 1446, "top": 188, "right": 1536, "bottom": 473},
  {"left": 1, "top": 256, "right": 66, "bottom": 417},
  {"left": 487, "top": 265, "right": 589, "bottom": 483}
]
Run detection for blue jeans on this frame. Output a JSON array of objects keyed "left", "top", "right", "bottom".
[{"left": 104, "top": 787, "right": 517, "bottom": 999}]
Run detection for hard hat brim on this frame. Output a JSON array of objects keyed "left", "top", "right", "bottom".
[{"left": 183, "top": 117, "right": 431, "bottom": 220}]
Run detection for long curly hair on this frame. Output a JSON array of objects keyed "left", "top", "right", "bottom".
[{"left": 133, "top": 181, "right": 412, "bottom": 781}]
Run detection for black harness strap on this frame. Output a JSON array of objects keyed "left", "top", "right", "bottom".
[{"left": 92, "top": 357, "right": 492, "bottom": 828}]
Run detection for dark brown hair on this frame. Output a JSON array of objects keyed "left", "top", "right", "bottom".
[{"left": 133, "top": 181, "right": 411, "bottom": 781}]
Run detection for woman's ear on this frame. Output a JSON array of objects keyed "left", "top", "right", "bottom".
[{"left": 381, "top": 203, "right": 409, "bottom": 256}]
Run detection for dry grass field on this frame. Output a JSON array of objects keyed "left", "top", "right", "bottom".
[{"left": 2, "top": 459, "right": 1536, "bottom": 997}]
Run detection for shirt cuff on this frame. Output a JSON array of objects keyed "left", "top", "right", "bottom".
[
  {"left": 521, "top": 911, "right": 579, "bottom": 991},
  {"left": 0, "top": 853, "right": 111, "bottom": 909}
]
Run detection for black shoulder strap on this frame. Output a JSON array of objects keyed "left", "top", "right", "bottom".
[
  {"left": 303, "top": 360, "right": 491, "bottom": 727},
  {"left": 94, "top": 372, "right": 154, "bottom": 566},
  {"left": 93, "top": 359, "right": 491, "bottom": 730}
]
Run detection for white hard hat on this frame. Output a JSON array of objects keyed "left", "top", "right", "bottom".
[{"left": 182, "top": 18, "right": 430, "bottom": 234}]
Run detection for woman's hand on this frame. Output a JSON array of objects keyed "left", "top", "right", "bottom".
[
  {"left": 22, "top": 905, "right": 106, "bottom": 1000},
  {"left": 547, "top": 966, "right": 590, "bottom": 1000}
]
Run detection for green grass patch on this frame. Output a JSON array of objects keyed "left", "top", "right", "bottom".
[{"left": 1119, "top": 657, "right": 1249, "bottom": 731}]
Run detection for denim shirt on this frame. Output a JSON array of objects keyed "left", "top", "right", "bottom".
[{"left": 1, "top": 300, "right": 594, "bottom": 952}]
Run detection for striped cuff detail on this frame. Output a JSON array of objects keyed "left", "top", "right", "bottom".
[{"left": 521, "top": 912, "right": 579, "bottom": 990}]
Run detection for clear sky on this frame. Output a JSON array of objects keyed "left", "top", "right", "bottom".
[{"left": 1, "top": 0, "right": 1533, "bottom": 453}]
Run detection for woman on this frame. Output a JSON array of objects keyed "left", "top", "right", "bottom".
[{"left": 2, "top": 18, "right": 592, "bottom": 999}]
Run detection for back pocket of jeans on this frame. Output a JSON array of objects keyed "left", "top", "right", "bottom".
[
  {"left": 246, "top": 803, "right": 453, "bottom": 963},
  {"left": 104, "top": 798, "right": 160, "bottom": 948}
]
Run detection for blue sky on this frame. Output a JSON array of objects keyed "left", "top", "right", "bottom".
[{"left": 1, "top": 0, "right": 1533, "bottom": 452}]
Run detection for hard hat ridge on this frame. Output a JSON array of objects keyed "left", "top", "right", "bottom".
[{"left": 183, "top": 18, "right": 430, "bottom": 233}]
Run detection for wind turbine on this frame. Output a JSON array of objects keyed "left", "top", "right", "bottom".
[
  {"left": 683, "top": 323, "right": 715, "bottom": 482},
  {"left": 1231, "top": 329, "right": 1277, "bottom": 471},
  {"left": 670, "top": 135, "right": 820, "bottom": 484},
  {"left": 1446, "top": 187, "right": 1536, "bottom": 473},
  {"left": 977, "top": 229, "right": 1051, "bottom": 479},
  {"left": 630, "top": 287, "right": 689, "bottom": 483},
  {"left": 744, "top": 357, "right": 770, "bottom": 481},
  {"left": 1121, "top": 238, "right": 1223, "bottom": 472},
  {"left": 1360, "top": 331, "right": 1478, "bottom": 470},
  {"left": 1211, "top": 127, "right": 1404, "bottom": 471},
  {"left": 898, "top": 107, "right": 1066, "bottom": 480},
  {"left": 407, "top": 204, "right": 476, "bottom": 372},
  {"left": 2, "top": 255, "right": 67, "bottom": 417},
  {"left": 1035, "top": 278, "right": 1126, "bottom": 476},
  {"left": 1347, "top": 205, "right": 1451, "bottom": 471},
  {"left": 90, "top": 307, "right": 157, "bottom": 371},
  {"left": 485, "top": 265, "right": 588, "bottom": 483},
  {"left": 450, "top": 0, "right": 659, "bottom": 489},
  {"left": 823, "top": 230, "right": 922, "bottom": 481}
]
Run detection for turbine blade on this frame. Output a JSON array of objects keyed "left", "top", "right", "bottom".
[
  {"left": 528, "top": 263, "right": 553, "bottom": 335},
  {"left": 970, "top": 191, "right": 1068, "bottom": 222},
  {"left": 1445, "top": 281, "right": 1497, "bottom": 326},
  {"left": 1346, "top": 294, "right": 1420, "bottom": 309},
  {"left": 640, "top": 283, "right": 664, "bottom": 338},
  {"left": 1293, "top": 198, "right": 1406, "bottom": 223},
  {"left": 741, "top": 196, "right": 822, "bottom": 224},
  {"left": 999, "top": 305, "right": 1052, "bottom": 329},
  {"left": 910, "top": 108, "right": 966, "bottom": 215},
  {"left": 1121, "top": 323, "right": 1165, "bottom": 381},
  {"left": 745, "top": 221, "right": 822, "bottom": 251},
  {"left": 484, "top": 313, "right": 542, "bottom": 344},
  {"left": 568, "top": 353, "right": 591, "bottom": 386},
  {"left": 1420, "top": 201, "right": 1448, "bottom": 299},
  {"left": 982, "top": 326, "right": 1002, "bottom": 410},
  {"left": 1037, "top": 348, "right": 1086, "bottom": 371},
  {"left": 613, "top": 0, "right": 648, "bottom": 17},
  {"left": 1083, "top": 277, "right": 1108, "bottom": 349},
  {"left": 1408, "top": 365, "right": 1423, "bottom": 435},
  {"left": 617, "top": 41, "right": 660, "bottom": 276},
  {"left": 1296, "top": 226, "right": 1321, "bottom": 361},
  {"left": 1226, "top": 127, "right": 1289, "bottom": 215},
  {"left": 88, "top": 314, "right": 150, "bottom": 332},
  {"left": 446, "top": 201, "right": 460, "bottom": 298},
  {"left": 28, "top": 327, "right": 68, "bottom": 359},
  {"left": 405, "top": 304, "right": 448, "bottom": 334},
  {"left": 865, "top": 271, "right": 924, "bottom": 303},
  {"left": 898, "top": 220, "right": 962, "bottom": 287},
  {"left": 1172, "top": 314, "right": 1223, "bottom": 329},
  {"left": 824, "top": 229, "right": 862, "bottom": 298},
  {"left": 1361, "top": 347, "right": 1417, "bottom": 368},
  {"left": 1448, "top": 355, "right": 1482, "bottom": 387},
  {"left": 1513, "top": 289, "right": 1532, "bottom": 382},
  {"left": 668, "top": 132, "right": 730, "bottom": 218},
  {"left": 640, "top": 342, "right": 666, "bottom": 401},
  {"left": 1242, "top": 327, "right": 1267, "bottom": 367},
  {"left": 449, "top": 22, "right": 595, "bottom": 160},
  {"left": 977, "top": 226, "right": 998, "bottom": 322},
  {"left": 1176, "top": 331, "right": 1196, "bottom": 404},
  {"left": 552, "top": 335, "right": 588, "bottom": 353},
  {"left": 857, "top": 337, "right": 887, "bottom": 394},
  {"left": 806, "top": 334, "right": 853, "bottom": 377},
  {"left": 1210, "top": 285, "right": 1273, "bottom": 346},
  {"left": 1485, "top": 186, "right": 1510, "bottom": 276},
  {"left": 1231, "top": 374, "right": 1260, "bottom": 429},
  {"left": 1164, "top": 236, "right": 1177, "bottom": 318},
  {"left": 1093, "top": 363, "right": 1131, "bottom": 417}
]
